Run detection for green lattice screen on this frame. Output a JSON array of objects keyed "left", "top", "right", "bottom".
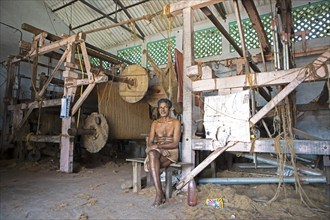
[
  {"left": 229, "top": 1, "right": 329, "bottom": 52},
  {"left": 146, "top": 37, "right": 176, "bottom": 67},
  {"left": 90, "top": 57, "right": 101, "bottom": 66},
  {"left": 102, "top": 61, "right": 112, "bottom": 70},
  {"left": 194, "top": 27, "right": 222, "bottom": 58},
  {"left": 229, "top": 13, "right": 273, "bottom": 53},
  {"left": 88, "top": 57, "right": 114, "bottom": 71},
  {"left": 293, "top": 0, "right": 330, "bottom": 42},
  {"left": 117, "top": 45, "right": 142, "bottom": 65}
]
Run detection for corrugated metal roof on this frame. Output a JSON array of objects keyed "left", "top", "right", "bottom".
[{"left": 44, "top": 0, "right": 269, "bottom": 50}]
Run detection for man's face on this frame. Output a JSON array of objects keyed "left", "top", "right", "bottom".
[{"left": 158, "top": 102, "right": 170, "bottom": 117}]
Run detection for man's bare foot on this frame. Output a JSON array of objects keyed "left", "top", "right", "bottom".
[{"left": 152, "top": 194, "right": 166, "bottom": 207}]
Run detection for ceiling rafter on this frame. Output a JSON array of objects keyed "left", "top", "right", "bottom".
[
  {"left": 200, "top": 6, "right": 272, "bottom": 102},
  {"left": 72, "top": 0, "right": 150, "bottom": 31},
  {"left": 214, "top": 3, "right": 227, "bottom": 20},
  {"left": 114, "top": 0, "right": 145, "bottom": 39},
  {"left": 78, "top": 0, "right": 144, "bottom": 40},
  {"left": 241, "top": 0, "right": 271, "bottom": 54},
  {"left": 52, "top": 0, "right": 78, "bottom": 13}
]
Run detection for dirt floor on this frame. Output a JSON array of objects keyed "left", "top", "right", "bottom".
[{"left": 0, "top": 157, "right": 329, "bottom": 220}]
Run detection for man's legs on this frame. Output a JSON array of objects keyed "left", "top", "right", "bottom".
[{"left": 148, "top": 150, "right": 171, "bottom": 206}]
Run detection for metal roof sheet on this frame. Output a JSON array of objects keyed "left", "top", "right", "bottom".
[{"left": 44, "top": 0, "right": 270, "bottom": 50}]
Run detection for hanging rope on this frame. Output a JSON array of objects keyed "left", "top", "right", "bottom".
[
  {"left": 128, "top": 21, "right": 137, "bottom": 41},
  {"left": 268, "top": 94, "right": 325, "bottom": 213}
]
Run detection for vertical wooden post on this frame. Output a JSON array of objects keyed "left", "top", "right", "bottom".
[
  {"left": 2, "top": 60, "right": 15, "bottom": 144},
  {"left": 13, "top": 109, "right": 23, "bottom": 136},
  {"left": 233, "top": 0, "right": 257, "bottom": 156},
  {"left": 31, "top": 39, "right": 38, "bottom": 100},
  {"left": 165, "top": 169, "right": 173, "bottom": 198},
  {"left": 132, "top": 161, "right": 141, "bottom": 192},
  {"left": 60, "top": 43, "right": 77, "bottom": 173},
  {"left": 233, "top": 0, "right": 250, "bottom": 74},
  {"left": 182, "top": 7, "right": 195, "bottom": 185}
]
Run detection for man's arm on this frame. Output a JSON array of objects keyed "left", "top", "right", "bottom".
[{"left": 146, "top": 121, "right": 158, "bottom": 153}]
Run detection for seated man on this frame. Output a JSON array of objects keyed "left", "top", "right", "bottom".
[{"left": 145, "top": 98, "right": 181, "bottom": 207}]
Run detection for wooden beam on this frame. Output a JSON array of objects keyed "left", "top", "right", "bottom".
[
  {"left": 132, "top": 162, "right": 141, "bottom": 192},
  {"left": 253, "top": 46, "right": 328, "bottom": 63},
  {"left": 250, "top": 49, "right": 330, "bottom": 125},
  {"left": 22, "top": 23, "right": 60, "bottom": 42},
  {"left": 21, "top": 23, "right": 126, "bottom": 64},
  {"left": 76, "top": 74, "right": 108, "bottom": 86},
  {"left": 176, "top": 143, "right": 236, "bottom": 191},
  {"left": 214, "top": 3, "right": 226, "bottom": 20},
  {"left": 192, "top": 64, "right": 330, "bottom": 92},
  {"left": 8, "top": 99, "right": 61, "bottom": 111},
  {"left": 60, "top": 44, "right": 77, "bottom": 173},
  {"left": 84, "top": 13, "right": 158, "bottom": 35},
  {"left": 169, "top": 0, "right": 225, "bottom": 16},
  {"left": 250, "top": 74, "right": 313, "bottom": 125},
  {"left": 52, "top": 0, "right": 78, "bottom": 12},
  {"left": 72, "top": 0, "right": 150, "bottom": 30},
  {"left": 181, "top": 7, "right": 195, "bottom": 186},
  {"left": 60, "top": 116, "right": 74, "bottom": 172},
  {"left": 29, "top": 135, "right": 61, "bottom": 143},
  {"left": 192, "top": 139, "right": 330, "bottom": 155},
  {"left": 79, "top": 0, "right": 143, "bottom": 40},
  {"left": 292, "top": 128, "right": 323, "bottom": 141},
  {"left": 37, "top": 47, "right": 71, "bottom": 98},
  {"left": 26, "top": 33, "right": 82, "bottom": 58},
  {"left": 71, "top": 83, "right": 96, "bottom": 115},
  {"left": 200, "top": 6, "right": 271, "bottom": 102},
  {"left": 79, "top": 41, "right": 94, "bottom": 83},
  {"left": 115, "top": 0, "right": 145, "bottom": 38},
  {"left": 241, "top": 0, "right": 271, "bottom": 54},
  {"left": 233, "top": 0, "right": 250, "bottom": 73}
]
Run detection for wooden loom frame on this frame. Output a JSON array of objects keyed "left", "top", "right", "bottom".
[{"left": 165, "top": 0, "right": 330, "bottom": 189}]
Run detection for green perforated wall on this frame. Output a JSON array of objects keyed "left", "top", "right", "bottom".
[
  {"left": 117, "top": 45, "right": 142, "bottom": 65},
  {"left": 293, "top": 0, "right": 330, "bottom": 42},
  {"left": 146, "top": 37, "right": 176, "bottom": 67},
  {"left": 229, "top": 1, "right": 329, "bottom": 52},
  {"left": 102, "top": 61, "right": 112, "bottom": 70},
  {"left": 90, "top": 57, "right": 100, "bottom": 66},
  {"left": 194, "top": 27, "right": 222, "bottom": 58},
  {"left": 229, "top": 13, "right": 272, "bottom": 53}
]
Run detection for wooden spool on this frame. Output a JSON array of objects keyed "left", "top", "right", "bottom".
[
  {"left": 119, "top": 64, "right": 148, "bottom": 103},
  {"left": 82, "top": 112, "right": 109, "bottom": 153}
]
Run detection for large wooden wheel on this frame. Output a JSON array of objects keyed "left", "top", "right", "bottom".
[
  {"left": 119, "top": 65, "right": 148, "bottom": 103},
  {"left": 82, "top": 112, "right": 109, "bottom": 153}
]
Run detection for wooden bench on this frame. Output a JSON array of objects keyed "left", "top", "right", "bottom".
[{"left": 126, "top": 158, "right": 192, "bottom": 198}]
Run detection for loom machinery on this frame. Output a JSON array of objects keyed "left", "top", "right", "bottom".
[
  {"left": 3, "top": 0, "right": 329, "bottom": 178},
  {"left": 2, "top": 23, "right": 181, "bottom": 163}
]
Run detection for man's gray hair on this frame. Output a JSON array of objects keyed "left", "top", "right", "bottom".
[{"left": 157, "top": 98, "right": 172, "bottom": 109}]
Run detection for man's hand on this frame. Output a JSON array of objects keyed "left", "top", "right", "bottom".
[
  {"left": 145, "top": 144, "right": 158, "bottom": 154},
  {"left": 160, "top": 149, "right": 170, "bottom": 157}
]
